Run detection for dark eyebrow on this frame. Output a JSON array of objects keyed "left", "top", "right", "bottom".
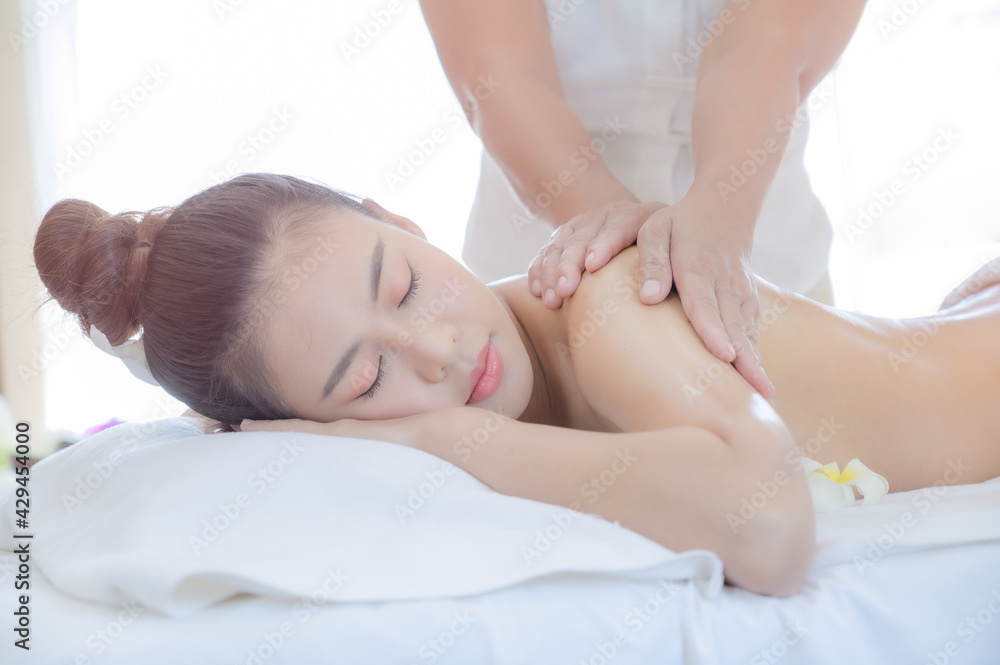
[
  {"left": 321, "top": 341, "right": 360, "bottom": 400},
  {"left": 370, "top": 236, "right": 384, "bottom": 302},
  {"left": 320, "top": 236, "right": 384, "bottom": 401}
]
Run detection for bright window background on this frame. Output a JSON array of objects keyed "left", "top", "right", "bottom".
[
  {"left": 807, "top": 0, "right": 1000, "bottom": 316},
  {"left": 39, "top": 0, "right": 1000, "bottom": 438}
]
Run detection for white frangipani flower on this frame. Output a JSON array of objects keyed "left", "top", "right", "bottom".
[{"left": 801, "top": 457, "right": 889, "bottom": 513}]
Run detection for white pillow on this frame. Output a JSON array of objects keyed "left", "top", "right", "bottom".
[{"left": 0, "top": 417, "right": 723, "bottom": 617}]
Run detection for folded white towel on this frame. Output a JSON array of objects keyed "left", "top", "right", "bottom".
[{"left": 0, "top": 417, "right": 723, "bottom": 617}]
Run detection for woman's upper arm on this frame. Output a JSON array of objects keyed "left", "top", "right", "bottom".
[
  {"left": 563, "top": 248, "right": 769, "bottom": 440},
  {"left": 418, "top": 0, "right": 563, "bottom": 119},
  {"left": 561, "top": 252, "right": 814, "bottom": 594}
]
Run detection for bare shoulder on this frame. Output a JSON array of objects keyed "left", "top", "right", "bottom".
[{"left": 561, "top": 247, "right": 761, "bottom": 434}]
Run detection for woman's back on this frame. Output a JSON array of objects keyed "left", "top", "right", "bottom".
[{"left": 540, "top": 245, "right": 1000, "bottom": 491}]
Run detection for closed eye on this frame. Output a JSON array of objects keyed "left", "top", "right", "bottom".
[
  {"left": 399, "top": 264, "right": 421, "bottom": 307},
  {"left": 358, "top": 264, "right": 417, "bottom": 401},
  {"left": 359, "top": 356, "right": 384, "bottom": 400}
]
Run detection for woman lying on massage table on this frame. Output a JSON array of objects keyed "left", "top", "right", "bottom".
[{"left": 32, "top": 173, "right": 1000, "bottom": 597}]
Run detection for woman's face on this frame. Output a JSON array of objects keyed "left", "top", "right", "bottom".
[{"left": 266, "top": 204, "right": 534, "bottom": 423}]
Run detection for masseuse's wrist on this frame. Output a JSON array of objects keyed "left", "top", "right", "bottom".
[
  {"left": 677, "top": 179, "right": 757, "bottom": 253},
  {"left": 542, "top": 169, "right": 639, "bottom": 227}
]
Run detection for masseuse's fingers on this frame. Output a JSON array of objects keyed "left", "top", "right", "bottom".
[
  {"left": 529, "top": 211, "right": 607, "bottom": 309},
  {"left": 527, "top": 201, "right": 667, "bottom": 309},
  {"left": 725, "top": 276, "right": 774, "bottom": 399},
  {"left": 673, "top": 254, "right": 774, "bottom": 399},
  {"left": 550, "top": 219, "right": 591, "bottom": 299},
  {"left": 939, "top": 257, "right": 1000, "bottom": 310},
  {"left": 584, "top": 201, "right": 670, "bottom": 274},
  {"left": 527, "top": 237, "right": 576, "bottom": 309},
  {"left": 674, "top": 268, "right": 735, "bottom": 363}
]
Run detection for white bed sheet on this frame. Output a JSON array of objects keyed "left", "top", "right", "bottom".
[
  {"left": 3, "top": 530, "right": 999, "bottom": 664},
  {"left": 2, "top": 418, "right": 998, "bottom": 664}
]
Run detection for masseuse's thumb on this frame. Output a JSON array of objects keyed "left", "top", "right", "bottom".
[{"left": 635, "top": 213, "right": 673, "bottom": 304}]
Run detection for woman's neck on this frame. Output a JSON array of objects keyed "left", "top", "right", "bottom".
[{"left": 489, "top": 276, "right": 576, "bottom": 427}]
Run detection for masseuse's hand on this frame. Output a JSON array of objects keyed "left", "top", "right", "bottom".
[
  {"left": 528, "top": 196, "right": 773, "bottom": 399},
  {"left": 939, "top": 257, "right": 1000, "bottom": 310},
  {"left": 650, "top": 200, "right": 772, "bottom": 398},
  {"left": 528, "top": 200, "right": 668, "bottom": 308}
]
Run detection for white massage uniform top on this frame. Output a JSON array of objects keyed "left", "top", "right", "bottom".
[{"left": 462, "top": 0, "right": 833, "bottom": 294}]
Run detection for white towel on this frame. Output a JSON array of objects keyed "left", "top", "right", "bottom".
[{"left": 0, "top": 417, "right": 723, "bottom": 617}]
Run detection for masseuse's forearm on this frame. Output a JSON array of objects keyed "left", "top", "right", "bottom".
[
  {"left": 472, "top": 76, "right": 637, "bottom": 226},
  {"left": 420, "top": 0, "right": 636, "bottom": 227},
  {"left": 685, "top": 36, "right": 805, "bottom": 241},
  {"left": 422, "top": 408, "right": 814, "bottom": 596},
  {"left": 687, "top": 0, "right": 867, "bottom": 234}
]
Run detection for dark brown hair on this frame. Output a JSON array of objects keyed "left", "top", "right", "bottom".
[{"left": 33, "top": 173, "right": 375, "bottom": 430}]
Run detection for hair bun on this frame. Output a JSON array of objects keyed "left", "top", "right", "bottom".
[{"left": 33, "top": 199, "right": 171, "bottom": 346}]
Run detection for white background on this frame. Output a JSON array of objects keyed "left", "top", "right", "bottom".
[{"left": 30, "top": 0, "right": 1000, "bottom": 438}]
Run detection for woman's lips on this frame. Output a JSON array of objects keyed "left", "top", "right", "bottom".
[{"left": 467, "top": 339, "right": 503, "bottom": 405}]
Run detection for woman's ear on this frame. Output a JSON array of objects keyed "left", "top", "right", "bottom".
[{"left": 361, "top": 198, "right": 427, "bottom": 240}]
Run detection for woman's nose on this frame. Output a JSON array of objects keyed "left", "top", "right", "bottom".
[{"left": 412, "top": 323, "right": 458, "bottom": 382}]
